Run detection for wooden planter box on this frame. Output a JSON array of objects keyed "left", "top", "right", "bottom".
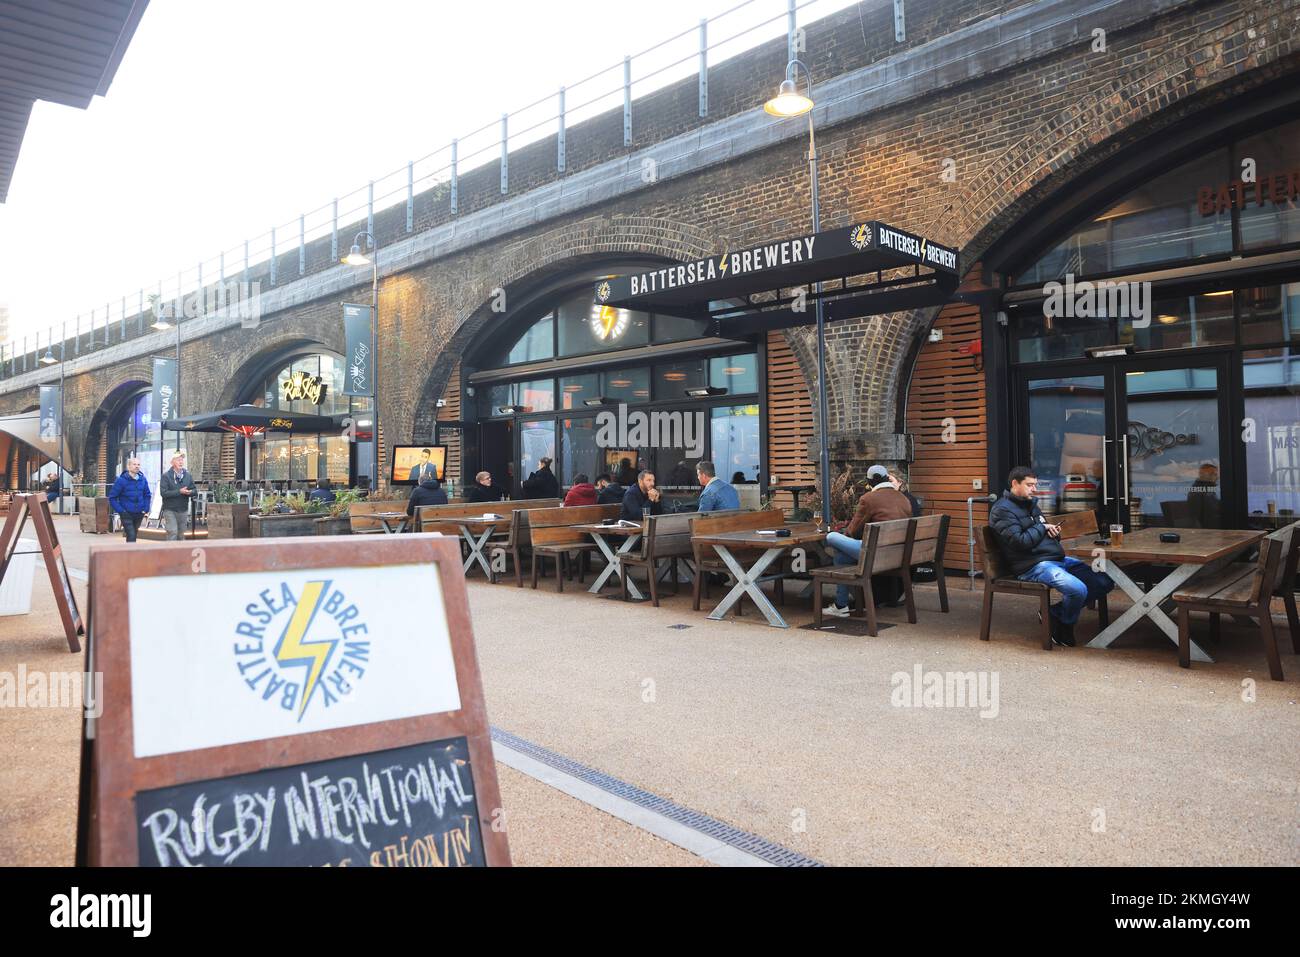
[
  {"left": 207, "top": 503, "right": 251, "bottom": 539},
  {"left": 249, "top": 512, "right": 321, "bottom": 538},
  {"left": 313, "top": 516, "right": 353, "bottom": 536},
  {"left": 78, "top": 497, "right": 111, "bottom": 534}
]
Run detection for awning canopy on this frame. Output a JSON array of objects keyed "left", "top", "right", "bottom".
[
  {"left": 163, "top": 405, "right": 348, "bottom": 435},
  {"left": 596, "top": 221, "right": 960, "bottom": 336},
  {"left": 0, "top": 410, "right": 72, "bottom": 463}
]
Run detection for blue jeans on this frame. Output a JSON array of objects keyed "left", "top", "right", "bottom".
[
  {"left": 1017, "top": 557, "right": 1114, "bottom": 626},
  {"left": 825, "top": 532, "right": 861, "bottom": 608}
]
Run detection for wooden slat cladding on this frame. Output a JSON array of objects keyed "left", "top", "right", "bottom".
[
  {"left": 219, "top": 432, "right": 236, "bottom": 481},
  {"left": 765, "top": 331, "right": 815, "bottom": 511},
  {"left": 437, "top": 363, "right": 463, "bottom": 489},
  {"left": 904, "top": 300, "right": 988, "bottom": 571}
]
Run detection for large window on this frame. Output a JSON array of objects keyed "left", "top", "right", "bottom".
[
  {"left": 109, "top": 390, "right": 162, "bottom": 489},
  {"left": 244, "top": 353, "right": 360, "bottom": 483},
  {"left": 1243, "top": 347, "right": 1300, "bottom": 528}
]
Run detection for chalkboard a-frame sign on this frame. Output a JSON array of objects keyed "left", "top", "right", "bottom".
[{"left": 76, "top": 534, "right": 510, "bottom": 867}]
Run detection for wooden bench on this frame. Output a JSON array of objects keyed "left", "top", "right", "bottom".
[
  {"left": 906, "top": 513, "right": 951, "bottom": 614},
  {"left": 689, "top": 509, "right": 780, "bottom": 612},
  {"left": 527, "top": 504, "right": 622, "bottom": 591},
  {"left": 618, "top": 511, "right": 698, "bottom": 606},
  {"left": 1174, "top": 523, "right": 1295, "bottom": 680},
  {"left": 414, "top": 498, "right": 560, "bottom": 535},
  {"left": 810, "top": 517, "right": 914, "bottom": 634}
]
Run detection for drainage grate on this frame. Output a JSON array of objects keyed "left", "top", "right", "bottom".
[
  {"left": 667, "top": 624, "right": 692, "bottom": 630},
  {"left": 491, "top": 726, "right": 822, "bottom": 867}
]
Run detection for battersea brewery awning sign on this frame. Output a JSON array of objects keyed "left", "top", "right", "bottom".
[{"left": 596, "top": 221, "right": 959, "bottom": 312}]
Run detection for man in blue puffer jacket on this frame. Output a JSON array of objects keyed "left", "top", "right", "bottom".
[
  {"left": 989, "top": 465, "right": 1113, "bottom": 646},
  {"left": 107, "top": 457, "right": 152, "bottom": 543}
]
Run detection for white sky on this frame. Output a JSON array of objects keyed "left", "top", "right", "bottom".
[{"left": 0, "top": 0, "right": 862, "bottom": 350}]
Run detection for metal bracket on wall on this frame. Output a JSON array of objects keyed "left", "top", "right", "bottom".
[{"left": 894, "top": 0, "right": 906, "bottom": 42}]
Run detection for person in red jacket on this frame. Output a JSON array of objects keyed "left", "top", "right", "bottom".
[{"left": 563, "top": 473, "right": 597, "bottom": 507}]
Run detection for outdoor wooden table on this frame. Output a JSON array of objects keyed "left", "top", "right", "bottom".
[
  {"left": 692, "top": 523, "right": 826, "bottom": 628},
  {"left": 1063, "top": 527, "right": 1264, "bottom": 662},
  {"left": 568, "top": 522, "right": 646, "bottom": 600},
  {"left": 370, "top": 511, "right": 410, "bottom": 535},
  {"left": 454, "top": 515, "right": 506, "bottom": 580}
]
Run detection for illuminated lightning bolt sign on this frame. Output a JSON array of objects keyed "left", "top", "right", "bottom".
[
  {"left": 274, "top": 580, "right": 337, "bottom": 721},
  {"left": 718, "top": 252, "right": 729, "bottom": 277},
  {"left": 599, "top": 305, "right": 617, "bottom": 339}
]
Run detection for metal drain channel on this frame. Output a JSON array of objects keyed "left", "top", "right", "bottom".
[{"left": 491, "top": 726, "right": 822, "bottom": 867}]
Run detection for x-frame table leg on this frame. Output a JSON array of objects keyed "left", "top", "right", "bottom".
[
  {"left": 707, "top": 545, "right": 787, "bottom": 627},
  {"left": 1087, "top": 559, "right": 1212, "bottom": 662},
  {"left": 586, "top": 533, "right": 644, "bottom": 599},
  {"left": 458, "top": 524, "right": 497, "bottom": 579}
]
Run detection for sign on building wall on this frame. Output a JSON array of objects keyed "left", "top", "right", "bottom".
[
  {"left": 151, "top": 356, "right": 177, "bottom": 423},
  {"left": 76, "top": 535, "right": 511, "bottom": 867},
  {"left": 39, "top": 384, "right": 60, "bottom": 441},
  {"left": 343, "top": 304, "right": 374, "bottom": 397}
]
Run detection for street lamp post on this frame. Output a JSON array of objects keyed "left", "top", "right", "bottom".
[
  {"left": 765, "top": 59, "right": 832, "bottom": 527},
  {"left": 342, "top": 232, "right": 379, "bottom": 491}
]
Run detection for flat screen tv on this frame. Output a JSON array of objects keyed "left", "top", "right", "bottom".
[{"left": 390, "top": 445, "right": 448, "bottom": 486}]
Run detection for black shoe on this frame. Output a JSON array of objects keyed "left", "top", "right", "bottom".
[{"left": 1050, "top": 617, "right": 1076, "bottom": 647}]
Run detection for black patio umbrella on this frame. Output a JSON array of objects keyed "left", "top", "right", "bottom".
[{"left": 163, "top": 404, "right": 348, "bottom": 436}]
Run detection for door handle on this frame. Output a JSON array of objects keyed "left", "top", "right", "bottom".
[
  {"left": 1119, "top": 433, "right": 1130, "bottom": 505},
  {"left": 1102, "top": 437, "right": 1112, "bottom": 504}
]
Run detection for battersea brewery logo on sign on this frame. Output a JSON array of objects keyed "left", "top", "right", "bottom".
[
  {"left": 127, "top": 564, "right": 462, "bottom": 758},
  {"left": 234, "top": 578, "right": 369, "bottom": 722}
]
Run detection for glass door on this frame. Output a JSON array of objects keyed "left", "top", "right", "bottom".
[
  {"left": 1118, "top": 359, "right": 1228, "bottom": 530},
  {"left": 1019, "top": 355, "right": 1233, "bottom": 529}
]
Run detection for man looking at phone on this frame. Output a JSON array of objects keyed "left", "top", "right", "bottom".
[{"left": 989, "top": 466, "right": 1113, "bottom": 646}]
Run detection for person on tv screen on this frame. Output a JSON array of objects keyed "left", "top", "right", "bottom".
[{"left": 408, "top": 448, "right": 438, "bottom": 484}]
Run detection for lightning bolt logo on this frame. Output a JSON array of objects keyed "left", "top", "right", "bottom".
[
  {"left": 920, "top": 238, "right": 928, "bottom": 260},
  {"left": 719, "top": 252, "right": 729, "bottom": 277},
  {"left": 274, "top": 580, "right": 337, "bottom": 721},
  {"left": 599, "top": 305, "right": 617, "bottom": 339}
]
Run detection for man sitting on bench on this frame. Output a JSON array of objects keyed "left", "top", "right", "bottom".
[{"left": 989, "top": 466, "right": 1114, "bottom": 646}]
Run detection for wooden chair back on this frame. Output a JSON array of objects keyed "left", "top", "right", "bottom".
[
  {"left": 416, "top": 498, "right": 561, "bottom": 534},
  {"left": 347, "top": 500, "right": 400, "bottom": 533},
  {"left": 978, "top": 525, "right": 1013, "bottom": 581},
  {"left": 907, "top": 513, "right": 949, "bottom": 565},
  {"left": 1279, "top": 520, "right": 1300, "bottom": 595},
  {"left": 1258, "top": 525, "right": 1295, "bottom": 602},
  {"left": 861, "top": 518, "right": 915, "bottom": 575},
  {"left": 528, "top": 504, "right": 622, "bottom": 547},
  {"left": 689, "top": 508, "right": 779, "bottom": 537},
  {"left": 641, "top": 511, "right": 699, "bottom": 560}
]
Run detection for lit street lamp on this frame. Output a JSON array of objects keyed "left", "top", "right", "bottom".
[{"left": 765, "top": 58, "right": 831, "bottom": 527}]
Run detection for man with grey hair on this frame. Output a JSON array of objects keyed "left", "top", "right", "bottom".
[
  {"left": 462, "top": 469, "right": 505, "bottom": 504},
  {"left": 158, "top": 450, "right": 196, "bottom": 541},
  {"left": 108, "top": 457, "right": 151, "bottom": 542}
]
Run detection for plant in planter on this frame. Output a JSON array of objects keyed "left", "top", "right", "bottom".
[
  {"left": 251, "top": 492, "right": 319, "bottom": 538},
  {"left": 314, "top": 488, "right": 364, "bottom": 536},
  {"left": 206, "top": 483, "right": 250, "bottom": 539},
  {"left": 77, "top": 483, "right": 111, "bottom": 534}
]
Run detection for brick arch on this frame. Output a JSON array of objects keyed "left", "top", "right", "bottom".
[
  {"left": 81, "top": 373, "right": 153, "bottom": 481},
  {"left": 403, "top": 214, "right": 718, "bottom": 444}
]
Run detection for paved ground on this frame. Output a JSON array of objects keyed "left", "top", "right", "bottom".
[{"left": 2, "top": 517, "right": 1298, "bottom": 865}]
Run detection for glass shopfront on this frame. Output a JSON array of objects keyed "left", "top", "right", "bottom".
[
  {"left": 108, "top": 389, "right": 163, "bottom": 492},
  {"left": 1003, "top": 116, "right": 1300, "bottom": 531},
  {"left": 461, "top": 284, "right": 761, "bottom": 501},
  {"left": 240, "top": 352, "right": 370, "bottom": 484}
]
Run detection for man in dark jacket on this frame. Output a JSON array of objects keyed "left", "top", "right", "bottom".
[
  {"left": 990, "top": 465, "right": 1113, "bottom": 646},
  {"left": 620, "top": 470, "right": 663, "bottom": 522},
  {"left": 463, "top": 470, "right": 506, "bottom": 503},
  {"left": 521, "top": 457, "right": 559, "bottom": 500},
  {"left": 308, "top": 479, "right": 336, "bottom": 504},
  {"left": 108, "top": 457, "right": 151, "bottom": 542},
  {"left": 594, "top": 473, "right": 624, "bottom": 505},
  {"left": 406, "top": 474, "right": 449, "bottom": 517},
  {"left": 159, "top": 450, "right": 196, "bottom": 541}
]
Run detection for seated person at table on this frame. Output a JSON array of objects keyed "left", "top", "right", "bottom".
[
  {"left": 595, "top": 473, "right": 624, "bottom": 505},
  {"left": 621, "top": 470, "right": 663, "bottom": 522},
  {"left": 564, "top": 474, "right": 598, "bottom": 507},
  {"left": 696, "top": 460, "right": 739, "bottom": 512},
  {"left": 406, "top": 473, "right": 448, "bottom": 517},
  {"left": 822, "top": 465, "right": 914, "bottom": 618},
  {"left": 308, "top": 479, "right": 336, "bottom": 504},
  {"left": 463, "top": 470, "right": 506, "bottom": 503},
  {"left": 990, "top": 465, "right": 1113, "bottom": 647}
]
